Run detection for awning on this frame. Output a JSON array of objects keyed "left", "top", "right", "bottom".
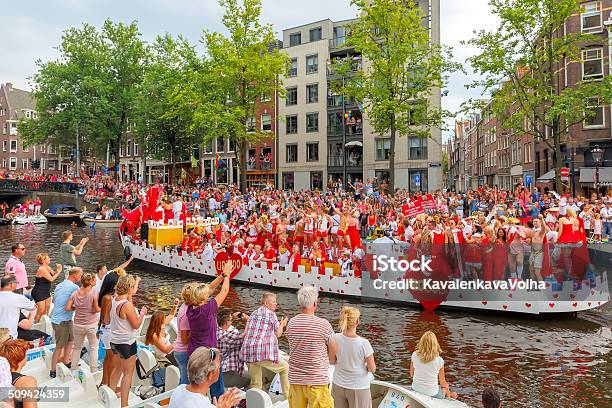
[
  {"left": 578, "top": 167, "right": 612, "bottom": 184},
  {"left": 537, "top": 169, "right": 555, "bottom": 181},
  {"left": 345, "top": 141, "right": 363, "bottom": 147}
]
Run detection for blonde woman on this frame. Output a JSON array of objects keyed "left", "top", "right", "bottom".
[
  {"left": 65, "top": 273, "right": 100, "bottom": 374},
  {"left": 410, "top": 331, "right": 457, "bottom": 399},
  {"left": 108, "top": 274, "right": 147, "bottom": 407},
  {"left": 329, "top": 306, "right": 375, "bottom": 408},
  {"left": 30, "top": 253, "right": 62, "bottom": 322}
]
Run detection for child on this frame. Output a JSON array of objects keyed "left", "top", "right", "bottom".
[{"left": 593, "top": 213, "right": 602, "bottom": 242}]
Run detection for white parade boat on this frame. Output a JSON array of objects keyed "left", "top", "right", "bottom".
[
  {"left": 12, "top": 214, "right": 48, "bottom": 224},
  {"left": 121, "top": 223, "right": 610, "bottom": 315}
]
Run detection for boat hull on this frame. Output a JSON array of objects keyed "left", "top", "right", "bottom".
[
  {"left": 43, "top": 211, "right": 83, "bottom": 222},
  {"left": 83, "top": 217, "right": 122, "bottom": 228},
  {"left": 13, "top": 215, "right": 48, "bottom": 224},
  {"left": 122, "top": 237, "right": 610, "bottom": 315}
]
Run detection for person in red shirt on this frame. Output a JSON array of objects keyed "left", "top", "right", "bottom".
[{"left": 262, "top": 241, "right": 277, "bottom": 269}]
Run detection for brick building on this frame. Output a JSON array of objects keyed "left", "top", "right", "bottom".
[{"left": 0, "top": 83, "right": 60, "bottom": 175}]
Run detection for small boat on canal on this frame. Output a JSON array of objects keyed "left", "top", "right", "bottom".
[
  {"left": 82, "top": 216, "right": 123, "bottom": 229},
  {"left": 12, "top": 214, "right": 48, "bottom": 224},
  {"left": 43, "top": 204, "right": 83, "bottom": 222}
]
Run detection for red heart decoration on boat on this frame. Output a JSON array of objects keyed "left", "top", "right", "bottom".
[
  {"left": 572, "top": 302, "right": 578, "bottom": 307},
  {"left": 525, "top": 303, "right": 532, "bottom": 308},
  {"left": 214, "top": 252, "right": 243, "bottom": 279},
  {"left": 502, "top": 305, "right": 508, "bottom": 310},
  {"left": 481, "top": 300, "right": 488, "bottom": 305},
  {"left": 549, "top": 303, "right": 555, "bottom": 308}
]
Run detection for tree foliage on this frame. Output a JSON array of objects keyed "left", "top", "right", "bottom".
[
  {"left": 464, "top": 0, "right": 612, "bottom": 192},
  {"left": 19, "top": 20, "right": 149, "bottom": 175},
  {"left": 170, "top": 0, "right": 289, "bottom": 191},
  {"left": 332, "top": 0, "right": 459, "bottom": 191}
]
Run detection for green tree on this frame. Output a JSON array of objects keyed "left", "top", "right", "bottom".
[
  {"left": 332, "top": 0, "right": 458, "bottom": 192},
  {"left": 172, "top": 0, "right": 289, "bottom": 191},
  {"left": 133, "top": 34, "right": 200, "bottom": 183},
  {"left": 20, "top": 20, "right": 149, "bottom": 178},
  {"left": 465, "top": 0, "right": 612, "bottom": 192}
]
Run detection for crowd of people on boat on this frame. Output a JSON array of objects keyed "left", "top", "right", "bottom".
[
  {"left": 116, "top": 180, "right": 602, "bottom": 285},
  {"left": 0, "top": 231, "right": 506, "bottom": 408}
]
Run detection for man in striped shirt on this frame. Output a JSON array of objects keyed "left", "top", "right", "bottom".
[
  {"left": 285, "top": 286, "right": 336, "bottom": 408},
  {"left": 239, "top": 292, "right": 289, "bottom": 398}
]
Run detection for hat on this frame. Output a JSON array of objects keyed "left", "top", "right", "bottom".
[
  {"left": 547, "top": 207, "right": 559, "bottom": 212},
  {"left": 508, "top": 218, "right": 521, "bottom": 224}
]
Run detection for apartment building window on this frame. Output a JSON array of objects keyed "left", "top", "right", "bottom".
[
  {"left": 0, "top": 106, "right": 4, "bottom": 116},
  {"left": 306, "top": 84, "right": 318, "bottom": 103},
  {"left": 582, "top": 48, "right": 603, "bottom": 80},
  {"left": 9, "top": 140, "right": 17, "bottom": 153},
  {"left": 2, "top": 123, "right": 7, "bottom": 134},
  {"left": 306, "top": 142, "right": 319, "bottom": 161},
  {"left": 260, "top": 92, "right": 271, "bottom": 103},
  {"left": 283, "top": 172, "right": 294, "bottom": 189},
  {"left": 286, "top": 144, "right": 298, "bottom": 162},
  {"left": 286, "top": 115, "right": 298, "bottom": 134},
  {"left": 409, "top": 170, "right": 427, "bottom": 192},
  {"left": 306, "top": 113, "right": 319, "bottom": 132},
  {"left": 376, "top": 138, "right": 390, "bottom": 160},
  {"left": 261, "top": 114, "right": 272, "bottom": 131},
  {"left": 49, "top": 145, "right": 57, "bottom": 154},
  {"left": 119, "top": 144, "right": 124, "bottom": 157},
  {"left": 22, "top": 159, "right": 28, "bottom": 169},
  {"left": 126, "top": 140, "right": 132, "bottom": 156},
  {"left": 134, "top": 142, "right": 139, "bottom": 156},
  {"left": 309, "top": 27, "right": 322, "bottom": 42},
  {"left": 584, "top": 98, "right": 605, "bottom": 128},
  {"left": 21, "top": 142, "right": 28, "bottom": 153},
  {"left": 39, "top": 144, "right": 46, "bottom": 153},
  {"left": 217, "top": 138, "right": 225, "bottom": 152},
  {"left": 203, "top": 140, "right": 213, "bottom": 153},
  {"left": 229, "top": 140, "right": 236, "bottom": 152},
  {"left": 246, "top": 116, "right": 256, "bottom": 132},
  {"left": 581, "top": 1, "right": 602, "bottom": 33},
  {"left": 288, "top": 58, "right": 297, "bottom": 77},
  {"left": 286, "top": 87, "right": 297, "bottom": 106},
  {"left": 408, "top": 137, "right": 427, "bottom": 159},
  {"left": 306, "top": 54, "right": 318, "bottom": 74},
  {"left": 1, "top": 159, "right": 5, "bottom": 169},
  {"left": 310, "top": 171, "right": 323, "bottom": 190},
  {"left": 491, "top": 126, "right": 496, "bottom": 142},
  {"left": 9, "top": 157, "right": 16, "bottom": 170},
  {"left": 2, "top": 141, "right": 5, "bottom": 152},
  {"left": 289, "top": 32, "right": 301, "bottom": 47}
]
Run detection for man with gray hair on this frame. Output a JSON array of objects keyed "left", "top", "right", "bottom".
[
  {"left": 169, "top": 346, "right": 241, "bottom": 408},
  {"left": 285, "top": 286, "right": 336, "bottom": 408}
]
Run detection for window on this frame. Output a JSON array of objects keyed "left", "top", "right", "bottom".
[
  {"left": 126, "top": 140, "right": 132, "bottom": 156},
  {"left": 288, "top": 58, "right": 297, "bottom": 77},
  {"left": 217, "top": 138, "right": 225, "bottom": 152},
  {"left": 282, "top": 172, "right": 294, "bottom": 190},
  {"left": 289, "top": 32, "right": 301, "bottom": 47},
  {"left": 1, "top": 159, "right": 5, "bottom": 169},
  {"left": 9, "top": 140, "right": 17, "bottom": 153},
  {"left": 229, "top": 140, "right": 236, "bottom": 152},
  {"left": 22, "top": 159, "right": 28, "bottom": 169},
  {"left": 2, "top": 123, "right": 7, "bottom": 134},
  {"left": 39, "top": 144, "right": 46, "bottom": 153},
  {"left": 306, "top": 84, "right": 318, "bottom": 103},
  {"left": 286, "top": 87, "right": 297, "bottom": 106},
  {"left": 2, "top": 141, "right": 5, "bottom": 152},
  {"left": 310, "top": 171, "right": 323, "bottom": 190},
  {"left": 286, "top": 115, "right": 298, "bottom": 134},
  {"left": 134, "top": 142, "right": 139, "bottom": 156},
  {"left": 9, "top": 157, "right": 16, "bottom": 170},
  {"left": 260, "top": 92, "right": 271, "bottom": 103},
  {"left": 407, "top": 102, "right": 425, "bottom": 126},
  {"left": 309, "top": 27, "right": 322, "bottom": 42},
  {"left": 584, "top": 98, "right": 605, "bottom": 128},
  {"left": 408, "top": 137, "right": 428, "bottom": 159},
  {"left": 306, "top": 112, "right": 319, "bottom": 132},
  {"left": 246, "top": 116, "right": 256, "bottom": 132},
  {"left": 203, "top": 140, "right": 213, "bottom": 153},
  {"left": 119, "top": 144, "right": 124, "bottom": 157},
  {"left": 306, "top": 54, "right": 318, "bottom": 74},
  {"left": 582, "top": 48, "right": 603, "bottom": 80},
  {"left": 376, "top": 138, "right": 390, "bottom": 160},
  {"left": 409, "top": 170, "right": 428, "bottom": 192},
  {"left": 306, "top": 142, "right": 319, "bottom": 161},
  {"left": 581, "top": 1, "right": 602, "bottom": 33},
  {"left": 0, "top": 106, "right": 4, "bottom": 116},
  {"left": 261, "top": 114, "right": 272, "bottom": 131},
  {"left": 21, "top": 142, "right": 28, "bottom": 152},
  {"left": 286, "top": 144, "right": 298, "bottom": 162}
]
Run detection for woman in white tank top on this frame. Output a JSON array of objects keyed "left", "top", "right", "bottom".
[{"left": 109, "top": 275, "right": 147, "bottom": 407}]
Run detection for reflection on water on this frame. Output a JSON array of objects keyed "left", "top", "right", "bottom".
[{"left": 0, "top": 194, "right": 610, "bottom": 407}]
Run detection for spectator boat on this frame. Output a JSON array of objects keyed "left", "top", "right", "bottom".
[
  {"left": 120, "top": 223, "right": 610, "bottom": 316},
  {"left": 12, "top": 214, "right": 48, "bottom": 224},
  {"left": 43, "top": 204, "right": 83, "bottom": 222},
  {"left": 82, "top": 216, "right": 123, "bottom": 229}
]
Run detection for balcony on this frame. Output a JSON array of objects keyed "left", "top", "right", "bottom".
[
  {"left": 327, "top": 124, "right": 363, "bottom": 138},
  {"left": 329, "top": 36, "right": 347, "bottom": 50},
  {"left": 327, "top": 95, "right": 356, "bottom": 109},
  {"left": 246, "top": 161, "right": 273, "bottom": 172},
  {"left": 327, "top": 153, "right": 362, "bottom": 168}
]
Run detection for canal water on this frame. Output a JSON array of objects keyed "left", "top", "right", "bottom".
[{"left": 0, "top": 194, "right": 610, "bottom": 408}]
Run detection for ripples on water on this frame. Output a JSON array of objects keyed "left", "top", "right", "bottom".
[{"left": 0, "top": 195, "right": 610, "bottom": 408}]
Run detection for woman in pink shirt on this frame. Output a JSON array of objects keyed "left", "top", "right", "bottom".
[
  {"left": 65, "top": 273, "right": 100, "bottom": 373},
  {"left": 174, "top": 283, "right": 198, "bottom": 385}
]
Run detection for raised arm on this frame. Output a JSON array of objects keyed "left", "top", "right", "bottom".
[
  {"left": 164, "top": 299, "right": 179, "bottom": 326},
  {"left": 115, "top": 255, "right": 135, "bottom": 271}
]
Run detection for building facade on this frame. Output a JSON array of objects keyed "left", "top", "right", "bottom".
[
  {"left": 0, "top": 83, "right": 61, "bottom": 175},
  {"left": 278, "top": 0, "right": 442, "bottom": 192}
]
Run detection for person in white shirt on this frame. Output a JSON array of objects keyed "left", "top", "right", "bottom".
[
  {"left": 601, "top": 202, "right": 612, "bottom": 239},
  {"left": 0, "top": 275, "right": 35, "bottom": 338},
  {"left": 410, "top": 331, "right": 458, "bottom": 400},
  {"left": 329, "top": 306, "right": 375, "bottom": 408},
  {"left": 168, "top": 346, "right": 241, "bottom": 408},
  {"left": 93, "top": 256, "right": 134, "bottom": 294},
  {"left": 173, "top": 196, "right": 184, "bottom": 221}
]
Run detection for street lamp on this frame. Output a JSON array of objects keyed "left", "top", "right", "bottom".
[{"left": 591, "top": 145, "right": 604, "bottom": 194}]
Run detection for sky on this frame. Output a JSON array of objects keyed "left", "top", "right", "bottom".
[{"left": 0, "top": 0, "right": 499, "bottom": 141}]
